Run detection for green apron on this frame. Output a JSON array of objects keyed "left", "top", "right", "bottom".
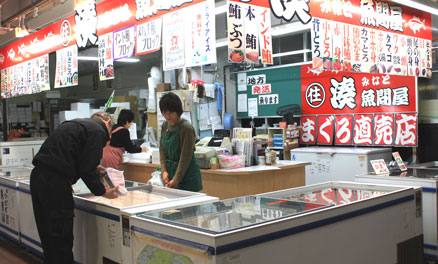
[{"left": 162, "top": 119, "right": 202, "bottom": 192}]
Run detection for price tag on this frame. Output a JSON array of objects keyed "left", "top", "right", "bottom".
[
  {"left": 392, "top": 152, "right": 407, "bottom": 171},
  {"left": 370, "top": 159, "right": 390, "bottom": 175}
]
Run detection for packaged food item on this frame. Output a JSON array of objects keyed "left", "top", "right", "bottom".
[{"left": 217, "top": 155, "right": 245, "bottom": 169}]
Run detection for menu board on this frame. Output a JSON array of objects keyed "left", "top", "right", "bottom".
[
  {"left": 1, "top": 54, "right": 49, "bottom": 98},
  {"left": 55, "top": 45, "right": 78, "bottom": 88},
  {"left": 98, "top": 32, "right": 114, "bottom": 81}
]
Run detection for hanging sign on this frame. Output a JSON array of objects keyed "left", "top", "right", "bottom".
[
  {"left": 98, "top": 32, "right": 114, "bottom": 81},
  {"left": 185, "top": 0, "right": 217, "bottom": 67},
  {"left": 163, "top": 10, "right": 186, "bottom": 70},
  {"left": 301, "top": 64, "right": 416, "bottom": 115},
  {"left": 135, "top": 18, "right": 162, "bottom": 56},
  {"left": 55, "top": 45, "right": 78, "bottom": 88},
  {"left": 258, "top": 7, "right": 273, "bottom": 64},
  {"left": 113, "top": 25, "right": 135, "bottom": 61},
  {"left": 227, "top": 1, "right": 245, "bottom": 63},
  {"left": 243, "top": 4, "right": 259, "bottom": 64}
]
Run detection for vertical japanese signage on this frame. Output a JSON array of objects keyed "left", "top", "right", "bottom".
[
  {"left": 136, "top": 18, "right": 162, "bottom": 56},
  {"left": 55, "top": 45, "right": 78, "bottom": 88},
  {"left": 98, "top": 32, "right": 114, "bottom": 81},
  {"left": 301, "top": 63, "right": 417, "bottom": 146},
  {"left": 244, "top": 4, "right": 259, "bottom": 64},
  {"left": 258, "top": 7, "right": 272, "bottom": 64},
  {"left": 113, "top": 25, "right": 135, "bottom": 61},
  {"left": 75, "top": 0, "right": 98, "bottom": 48},
  {"left": 308, "top": 0, "right": 432, "bottom": 78},
  {"left": 163, "top": 10, "right": 185, "bottom": 70},
  {"left": 228, "top": 1, "right": 245, "bottom": 63},
  {"left": 185, "top": 0, "right": 217, "bottom": 67}
]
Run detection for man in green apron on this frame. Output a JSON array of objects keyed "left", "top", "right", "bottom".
[{"left": 159, "top": 92, "right": 202, "bottom": 192}]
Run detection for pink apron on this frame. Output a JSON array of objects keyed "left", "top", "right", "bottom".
[{"left": 102, "top": 126, "right": 125, "bottom": 170}]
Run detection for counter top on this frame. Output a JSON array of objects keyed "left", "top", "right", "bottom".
[{"left": 201, "top": 161, "right": 310, "bottom": 175}]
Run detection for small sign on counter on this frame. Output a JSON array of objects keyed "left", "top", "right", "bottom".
[{"left": 370, "top": 159, "right": 390, "bottom": 175}]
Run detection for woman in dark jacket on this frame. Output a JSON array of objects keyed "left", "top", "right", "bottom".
[{"left": 102, "top": 109, "right": 147, "bottom": 169}]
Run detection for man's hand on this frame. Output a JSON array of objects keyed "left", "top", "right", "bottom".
[
  {"left": 166, "top": 179, "right": 178, "bottom": 188},
  {"left": 103, "top": 185, "right": 119, "bottom": 199},
  {"left": 162, "top": 171, "right": 169, "bottom": 185},
  {"left": 97, "top": 165, "right": 106, "bottom": 178}
]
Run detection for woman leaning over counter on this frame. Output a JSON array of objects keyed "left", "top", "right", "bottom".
[{"left": 159, "top": 92, "right": 202, "bottom": 192}]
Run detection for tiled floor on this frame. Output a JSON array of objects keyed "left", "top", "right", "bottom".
[{"left": 0, "top": 236, "right": 43, "bottom": 264}]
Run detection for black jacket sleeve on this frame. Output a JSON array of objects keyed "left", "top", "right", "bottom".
[
  {"left": 77, "top": 128, "right": 107, "bottom": 196},
  {"left": 110, "top": 127, "right": 142, "bottom": 153}
]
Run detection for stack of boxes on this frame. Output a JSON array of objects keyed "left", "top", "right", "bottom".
[
  {"left": 59, "top": 103, "right": 102, "bottom": 123},
  {"left": 273, "top": 134, "right": 284, "bottom": 148},
  {"left": 8, "top": 104, "right": 33, "bottom": 123}
]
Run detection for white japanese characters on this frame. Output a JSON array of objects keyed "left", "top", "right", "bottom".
[
  {"left": 374, "top": 114, "right": 394, "bottom": 145},
  {"left": 330, "top": 77, "right": 357, "bottom": 110},
  {"left": 301, "top": 116, "right": 316, "bottom": 143},
  {"left": 306, "top": 83, "right": 326, "bottom": 108},
  {"left": 353, "top": 114, "right": 373, "bottom": 144},
  {"left": 75, "top": 0, "right": 98, "bottom": 48},
  {"left": 270, "top": 0, "right": 312, "bottom": 24},
  {"left": 395, "top": 113, "right": 417, "bottom": 146}
]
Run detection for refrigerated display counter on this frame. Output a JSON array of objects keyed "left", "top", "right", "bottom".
[
  {"left": 130, "top": 181, "right": 422, "bottom": 264},
  {"left": 0, "top": 166, "right": 33, "bottom": 243},
  {"left": 356, "top": 169, "right": 438, "bottom": 260},
  {"left": 73, "top": 184, "right": 218, "bottom": 264},
  {"left": 16, "top": 178, "right": 143, "bottom": 258}
]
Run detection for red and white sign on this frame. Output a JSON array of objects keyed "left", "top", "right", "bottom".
[
  {"left": 252, "top": 84, "right": 271, "bottom": 95},
  {"left": 301, "top": 64, "right": 417, "bottom": 115},
  {"left": 392, "top": 151, "right": 407, "bottom": 171},
  {"left": 300, "top": 116, "right": 316, "bottom": 144},
  {"left": 353, "top": 114, "right": 373, "bottom": 145},
  {"left": 335, "top": 115, "right": 353, "bottom": 145},
  {"left": 370, "top": 159, "right": 390, "bottom": 175},
  {"left": 308, "top": 0, "right": 432, "bottom": 39},
  {"left": 395, "top": 113, "right": 417, "bottom": 146},
  {"left": 317, "top": 115, "right": 334, "bottom": 145},
  {"left": 374, "top": 113, "right": 394, "bottom": 146}
]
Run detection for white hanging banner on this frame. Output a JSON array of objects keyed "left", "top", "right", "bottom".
[
  {"left": 185, "top": 0, "right": 216, "bottom": 67},
  {"left": 163, "top": 10, "right": 185, "bottom": 71},
  {"left": 113, "top": 25, "right": 136, "bottom": 61},
  {"left": 55, "top": 45, "right": 78, "bottom": 88},
  {"left": 136, "top": 18, "right": 162, "bottom": 56},
  {"left": 243, "top": 4, "right": 259, "bottom": 64},
  {"left": 98, "top": 32, "right": 114, "bottom": 81}
]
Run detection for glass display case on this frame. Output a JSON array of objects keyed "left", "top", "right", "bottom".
[
  {"left": 141, "top": 196, "right": 330, "bottom": 234},
  {"left": 130, "top": 182, "right": 422, "bottom": 264}
]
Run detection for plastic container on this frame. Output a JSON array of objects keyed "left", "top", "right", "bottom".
[{"left": 217, "top": 154, "right": 245, "bottom": 169}]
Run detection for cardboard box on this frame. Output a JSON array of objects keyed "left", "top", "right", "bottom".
[
  {"left": 157, "top": 83, "right": 171, "bottom": 92},
  {"left": 283, "top": 142, "right": 299, "bottom": 160}
]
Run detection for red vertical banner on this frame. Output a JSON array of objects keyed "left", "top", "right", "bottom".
[
  {"left": 317, "top": 115, "right": 334, "bottom": 145},
  {"left": 300, "top": 116, "right": 317, "bottom": 144},
  {"left": 335, "top": 115, "right": 353, "bottom": 145},
  {"left": 374, "top": 114, "right": 395, "bottom": 146},
  {"left": 353, "top": 114, "right": 373, "bottom": 145},
  {"left": 394, "top": 113, "right": 417, "bottom": 146}
]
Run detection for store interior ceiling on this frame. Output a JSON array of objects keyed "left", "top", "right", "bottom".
[{"left": 0, "top": 0, "right": 436, "bottom": 48}]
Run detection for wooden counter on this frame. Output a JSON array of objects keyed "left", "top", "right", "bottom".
[{"left": 121, "top": 160, "right": 310, "bottom": 200}]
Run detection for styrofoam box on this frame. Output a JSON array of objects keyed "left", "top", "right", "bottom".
[
  {"left": 59, "top": 111, "right": 78, "bottom": 123},
  {"left": 71, "top": 102, "right": 90, "bottom": 112}
]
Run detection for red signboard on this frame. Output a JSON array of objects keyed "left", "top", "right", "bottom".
[
  {"left": 335, "top": 115, "right": 353, "bottom": 145},
  {"left": 301, "top": 64, "right": 417, "bottom": 115},
  {"left": 0, "top": 0, "right": 205, "bottom": 69},
  {"left": 228, "top": 0, "right": 270, "bottom": 8},
  {"left": 300, "top": 115, "right": 317, "bottom": 144},
  {"left": 317, "top": 115, "right": 335, "bottom": 145},
  {"left": 394, "top": 113, "right": 417, "bottom": 146},
  {"left": 309, "top": 0, "right": 432, "bottom": 40},
  {"left": 374, "top": 113, "right": 395, "bottom": 145},
  {"left": 353, "top": 114, "right": 374, "bottom": 145}
]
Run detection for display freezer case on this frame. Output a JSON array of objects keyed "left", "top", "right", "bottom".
[
  {"left": 290, "top": 147, "right": 392, "bottom": 185},
  {"left": 356, "top": 169, "right": 438, "bottom": 260},
  {"left": 0, "top": 140, "right": 44, "bottom": 167},
  {"left": 130, "top": 181, "right": 423, "bottom": 264},
  {"left": 0, "top": 166, "right": 32, "bottom": 243},
  {"left": 73, "top": 184, "right": 218, "bottom": 264},
  {"left": 16, "top": 178, "right": 142, "bottom": 257}
]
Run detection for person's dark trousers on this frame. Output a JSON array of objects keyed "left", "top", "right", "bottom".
[{"left": 30, "top": 166, "right": 75, "bottom": 264}]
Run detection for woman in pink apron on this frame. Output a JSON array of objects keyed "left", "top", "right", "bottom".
[{"left": 102, "top": 109, "right": 147, "bottom": 169}]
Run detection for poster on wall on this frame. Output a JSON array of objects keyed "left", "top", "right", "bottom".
[
  {"left": 113, "top": 25, "right": 135, "bottom": 61},
  {"left": 185, "top": 0, "right": 217, "bottom": 67},
  {"left": 98, "top": 32, "right": 114, "bottom": 81},
  {"left": 163, "top": 10, "right": 185, "bottom": 70},
  {"left": 136, "top": 18, "right": 162, "bottom": 56},
  {"left": 55, "top": 45, "right": 78, "bottom": 88}
]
